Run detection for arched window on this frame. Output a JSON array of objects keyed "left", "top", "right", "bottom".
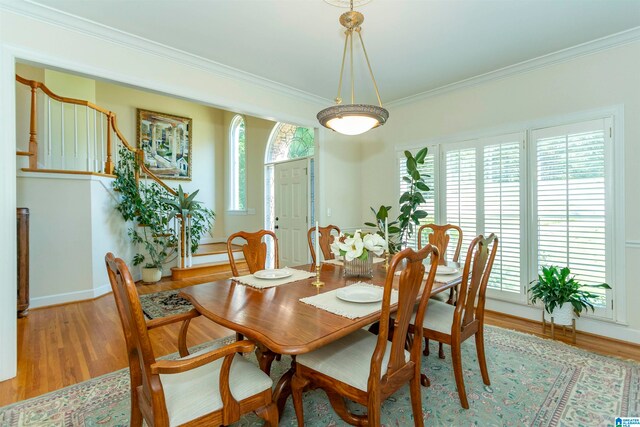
[
  {"left": 264, "top": 123, "right": 315, "bottom": 234},
  {"left": 229, "top": 115, "right": 246, "bottom": 211}
]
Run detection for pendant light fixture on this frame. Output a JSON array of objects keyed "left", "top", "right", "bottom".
[{"left": 317, "top": 0, "right": 388, "bottom": 136}]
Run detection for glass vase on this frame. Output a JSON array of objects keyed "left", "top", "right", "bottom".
[{"left": 343, "top": 251, "right": 374, "bottom": 278}]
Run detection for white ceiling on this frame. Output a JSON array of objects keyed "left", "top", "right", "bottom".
[{"left": 16, "top": 0, "right": 640, "bottom": 103}]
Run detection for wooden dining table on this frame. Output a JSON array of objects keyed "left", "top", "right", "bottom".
[{"left": 179, "top": 261, "right": 461, "bottom": 416}]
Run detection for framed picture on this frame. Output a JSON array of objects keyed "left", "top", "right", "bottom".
[{"left": 136, "top": 109, "right": 192, "bottom": 180}]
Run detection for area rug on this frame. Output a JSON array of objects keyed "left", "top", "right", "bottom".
[
  {"left": 139, "top": 289, "right": 193, "bottom": 320},
  {"left": 1, "top": 326, "right": 638, "bottom": 426}
]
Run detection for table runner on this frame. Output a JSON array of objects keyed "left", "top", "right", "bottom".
[
  {"left": 299, "top": 282, "right": 398, "bottom": 319},
  {"left": 395, "top": 268, "right": 463, "bottom": 285},
  {"left": 232, "top": 268, "right": 315, "bottom": 289}
]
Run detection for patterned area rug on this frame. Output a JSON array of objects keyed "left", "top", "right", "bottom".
[
  {"left": 139, "top": 289, "right": 193, "bottom": 319},
  {"left": 1, "top": 326, "right": 638, "bottom": 426}
]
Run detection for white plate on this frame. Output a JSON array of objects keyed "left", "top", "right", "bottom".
[
  {"left": 336, "top": 286, "right": 383, "bottom": 303},
  {"left": 434, "top": 265, "right": 459, "bottom": 275},
  {"left": 253, "top": 269, "right": 292, "bottom": 280}
]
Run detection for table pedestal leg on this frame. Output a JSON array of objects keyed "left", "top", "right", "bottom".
[
  {"left": 273, "top": 358, "right": 296, "bottom": 419},
  {"left": 256, "top": 344, "right": 277, "bottom": 376}
]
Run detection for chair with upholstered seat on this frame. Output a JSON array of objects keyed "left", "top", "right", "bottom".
[
  {"left": 227, "top": 230, "right": 279, "bottom": 277},
  {"left": 105, "top": 253, "right": 278, "bottom": 427},
  {"left": 411, "top": 234, "right": 498, "bottom": 409},
  {"left": 291, "top": 244, "right": 440, "bottom": 427},
  {"left": 417, "top": 223, "right": 463, "bottom": 358},
  {"left": 307, "top": 224, "right": 340, "bottom": 265}
]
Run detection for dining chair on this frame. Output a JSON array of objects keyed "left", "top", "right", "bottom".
[
  {"left": 411, "top": 234, "right": 498, "bottom": 409},
  {"left": 307, "top": 224, "right": 340, "bottom": 265},
  {"left": 291, "top": 244, "right": 440, "bottom": 427},
  {"left": 417, "top": 223, "right": 463, "bottom": 358},
  {"left": 105, "top": 253, "right": 278, "bottom": 427},
  {"left": 227, "top": 229, "right": 279, "bottom": 277}
]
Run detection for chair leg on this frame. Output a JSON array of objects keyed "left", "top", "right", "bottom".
[
  {"left": 438, "top": 342, "right": 445, "bottom": 359},
  {"left": 475, "top": 329, "right": 490, "bottom": 386},
  {"left": 367, "top": 397, "right": 382, "bottom": 427},
  {"left": 423, "top": 337, "right": 430, "bottom": 356},
  {"left": 256, "top": 402, "right": 279, "bottom": 427},
  {"left": 410, "top": 375, "right": 424, "bottom": 427},
  {"left": 129, "top": 402, "right": 143, "bottom": 427},
  {"left": 291, "top": 373, "right": 309, "bottom": 427},
  {"left": 451, "top": 342, "right": 469, "bottom": 409}
]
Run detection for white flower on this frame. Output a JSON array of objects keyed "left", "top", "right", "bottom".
[
  {"left": 339, "top": 233, "right": 364, "bottom": 261},
  {"left": 363, "top": 233, "right": 386, "bottom": 256},
  {"left": 330, "top": 233, "right": 344, "bottom": 257}
]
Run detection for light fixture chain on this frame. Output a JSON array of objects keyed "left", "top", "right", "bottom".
[
  {"left": 336, "top": 30, "right": 349, "bottom": 104},
  {"left": 356, "top": 29, "right": 383, "bottom": 107},
  {"left": 350, "top": 29, "right": 355, "bottom": 104}
]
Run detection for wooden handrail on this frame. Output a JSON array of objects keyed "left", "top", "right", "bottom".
[{"left": 16, "top": 75, "right": 111, "bottom": 115}]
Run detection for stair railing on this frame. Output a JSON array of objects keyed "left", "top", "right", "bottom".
[{"left": 15, "top": 74, "right": 194, "bottom": 269}]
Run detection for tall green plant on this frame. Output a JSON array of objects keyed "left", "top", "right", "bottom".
[
  {"left": 162, "top": 185, "right": 215, "bottom": 254},
  {"left": 529, "top": 266, "right": 611, "bottom": 316},
  {"left": 397, "top": 147, "right": 430, "bottom": 248},
  {"left": 364, "top": 205, "right": 401, "bottom": 253}
]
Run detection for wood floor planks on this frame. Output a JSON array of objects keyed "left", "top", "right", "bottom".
[{"left": 1, "top": 271, "right": 638, "bottom": 407}]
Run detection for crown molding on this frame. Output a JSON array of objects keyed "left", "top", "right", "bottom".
[
  {"left": 0, "top": 0, "right": 330, "bottom": 106},
  {"left": 387, "top": 26, "right": 640, "bottom": 108}
]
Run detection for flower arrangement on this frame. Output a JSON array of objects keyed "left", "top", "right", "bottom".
[{"left": 330, "top": 230, "right": 387, "bottom": 261}]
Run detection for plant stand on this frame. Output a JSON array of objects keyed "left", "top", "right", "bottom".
[{"left": 542, "top": 311, "right": 576, "bottom": 344}]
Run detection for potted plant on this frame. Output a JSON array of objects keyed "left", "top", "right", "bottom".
[
  {"left": 330, "top": 230, "right": 386, "bottom": 278},
  {"left": 162, "top": 185, "right": 214, "bottom": 255},
  {"left": 529, "top": 265, "right": 611, "bottom": 325}
]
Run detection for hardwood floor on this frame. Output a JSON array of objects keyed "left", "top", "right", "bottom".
[{"left": 1, "top": 272, "right": 638, "bottom": 407}]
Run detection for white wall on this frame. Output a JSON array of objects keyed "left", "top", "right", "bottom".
[
  {"left": 0, "top": 8, "right": 357, "bottom": 380},
  {"left": 16, "top": 174, "right": 131, "bottom": 308},
  {"left": 360, "top": 41, "right": 640, "bottom": 342}
]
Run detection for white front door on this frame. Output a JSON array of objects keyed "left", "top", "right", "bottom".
[{"left": 274, "top": 158, "right": 309, "bottom": 267}]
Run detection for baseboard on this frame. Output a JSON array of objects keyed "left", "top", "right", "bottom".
[
  {"left": 486, "top": 298, "right": 640, "bottom": 344},
  {"left": 30, "top": 283, "right": 112, "bottom": 309}
]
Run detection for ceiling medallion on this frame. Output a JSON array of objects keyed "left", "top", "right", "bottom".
[{"left": 317, "top": 0, "right": 388, "bottom": 136}]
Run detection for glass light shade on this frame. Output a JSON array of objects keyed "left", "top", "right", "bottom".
[{"left": 317, "top": 104, "right": 389, "bottom": 136}]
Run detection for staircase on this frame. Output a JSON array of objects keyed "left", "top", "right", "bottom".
[
  {"left": 15, "top": 73, "right": 238, "bottom": 281},
  {"left": 171, "top": 243, "right": 247, "bottom": 279}
]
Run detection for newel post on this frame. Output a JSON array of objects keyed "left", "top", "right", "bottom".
[
  {"left": 28, "top": 81, "right": 38, "bottom": 169},
  {"left": 104, "top": 113, "right": 115, "bottom": 175}
]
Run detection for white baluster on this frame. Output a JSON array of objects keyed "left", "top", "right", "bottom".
[
  {"left": 74, "top": 105, "right": 78, "bottom": 159},
  {"left": 60, "top": 103, "right": 65, "bottom": 169},
  {"left": 86, "top": 107, "right": 90, "bottom": 171},
  {"left": 188, "top": 215, "right": 192, "bottom": 267},
  {"left": 100, "top": 112, "right": 104, "bottom": 173},
  {"left": 47, "top": 98, "right": 51, "bottom": 168},
  {"left": 93, "top": 109, "right": 98, "bottom": 172}
]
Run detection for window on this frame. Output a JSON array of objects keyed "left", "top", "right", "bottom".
[
  {"left": 229, "top": 115, "right": 246, "bottom": 211},
  {"left": 532, "top": 119, "right": 611, "bottom": 314},
  {"left": 398, "top": 113, "right": 618, "bottom": 320},
  {"left": 442, "top": 134, "right": 524, "bottom": 294}
]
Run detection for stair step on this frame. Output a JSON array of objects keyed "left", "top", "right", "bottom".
[
  {"left": 170, "top": 260, "right": 247, "bottom": 280},
  {"left": 193, "top": 243, "right": 242, "bottom": 257}
]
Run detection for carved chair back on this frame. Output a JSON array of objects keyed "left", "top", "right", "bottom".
[
  {"left": 227, "top": 230, "right": 279, "bottom": 276},
  {"left": 307, "top": 224, "right": 341, "bottom": 264},
  {"left": 454, "top": 234, "right": 499, "bottom": 331},
  {"left": 105, "top": 253, "right": 167, "bottom": 424},
  {"left": 372, "top": 244, "right": 440, "bottom": 387},
  {"left": 417, "top": 223, "right": 463, "bottom": 265}
]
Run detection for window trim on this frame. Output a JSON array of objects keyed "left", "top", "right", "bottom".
[
  {"left": 396, "top": 106, "right": 626, "bottom": 324},
  {"left": 229, "top": 114, "right": 246, "bottom": 212}
]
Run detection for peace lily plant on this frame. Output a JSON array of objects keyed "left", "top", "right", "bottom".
[{"left": 330, "top": 230, "right": 387, "bottom": 261}]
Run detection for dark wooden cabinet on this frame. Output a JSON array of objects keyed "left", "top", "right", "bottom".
[{"left": 17, "top": 207, "right": 29, "bottom": 317}]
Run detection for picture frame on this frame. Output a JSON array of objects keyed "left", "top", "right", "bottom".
[{"left": 136, "top": 109, "right": 192, "bottom": 180}]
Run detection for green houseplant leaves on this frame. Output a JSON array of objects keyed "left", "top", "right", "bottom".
[{"left": 528, "top": 265, "right": 611, "bottom": 316}]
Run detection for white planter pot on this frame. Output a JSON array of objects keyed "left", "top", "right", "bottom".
[
  {"left": 141, "top": 267, "right": 162, "bottom": 283},
  {"left": 550, "top": 303, "right": 574, "bottom": 325}
]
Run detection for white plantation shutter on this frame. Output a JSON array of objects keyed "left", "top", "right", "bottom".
[
  {"left": 398, "top": 148, "right": 437, "bottom": 250},
  {"left": 533, "top": 119, "right": 610, "bottom": 309},
  {"left": 483, "top": 136, "right": 523, "bottom": 293},
  {"left": 444, "top": 146, "right": 476, "bottom": 257}
]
